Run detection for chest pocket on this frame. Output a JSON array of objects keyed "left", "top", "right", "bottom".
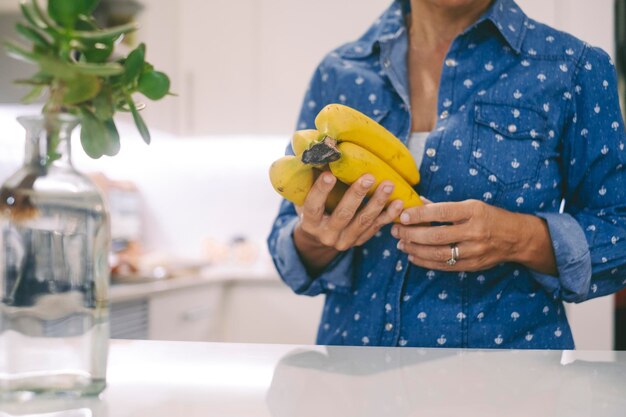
[{"left": 472, "top": 102, "right": 548, "bottom": 188}]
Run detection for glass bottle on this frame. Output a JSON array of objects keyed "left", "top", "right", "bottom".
[{"left": 0, "top": 114, "right": 110, "bottom": 400}]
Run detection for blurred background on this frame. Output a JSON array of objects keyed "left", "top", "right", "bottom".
[{"left": 0, "top": 0, "right": 624, "bottom": 349}]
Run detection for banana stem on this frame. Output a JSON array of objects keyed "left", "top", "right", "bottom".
[{"left": 301, "top": 136, "right": 341, "bottom": 165}]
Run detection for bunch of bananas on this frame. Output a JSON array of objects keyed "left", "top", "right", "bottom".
[{"left": 269, "top": 103, "right": 422, "bottom": 214}]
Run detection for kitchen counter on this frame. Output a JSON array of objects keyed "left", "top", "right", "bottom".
[
  {"left": 109, "top": 262, "right": 281, "bottom": 303},
  {"left": 2, "top": 340, "right": 625, "bottom": 417}
]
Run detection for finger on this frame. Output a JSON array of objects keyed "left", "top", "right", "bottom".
[
  {"left": 353, "top": 199, "right": 404, "bottom": 247},
  {"left": 327, "top": 174, "right": 375, "bottom": 230},
  {"left": 406, "top": 255, "right": 464, "bottom": 272},
  {"left": 344, "top": 180, "right": 395, "bottom": 233},
  {"left": 397, "top": 241, "right": 476, "bottom": 264},
  {"left": 335, "top": 181, "right": 394, "bottom": 250},
  {"left": 392, "top": 222, "right": 474, "bottom": 246},
  {"left": 301, "top": 172, "right": 337, "bottom": 224},
  {"left": 420, "top": 196, "right": 433, "bottom": 204},
  {"left": 399, "top": 200, "right": 477, "bottom": 226},
  {"left": 397, "top": 242, "right": 468, "bottom": 272}
]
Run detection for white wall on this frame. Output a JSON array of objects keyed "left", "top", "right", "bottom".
[{"left": 136, "top": 0, "right": 390, "bottom": 135}]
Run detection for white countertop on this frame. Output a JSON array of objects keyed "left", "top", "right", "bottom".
[
  {"left": 109, "top": 263, "right": 281, "bottom": 303},
  {"left": 2, "top": 340, "right": 625, "bottom": 417}
]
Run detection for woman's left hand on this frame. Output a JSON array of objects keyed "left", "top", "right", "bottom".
[{"left": 391, "top": 199, "right": 557, "bottom": 273}]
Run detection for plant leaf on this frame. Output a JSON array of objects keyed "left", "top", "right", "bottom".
[
  {"left": 138, "top": 70, "right": 170, "bottom": 100},
  {"left": 62, "top": 73, "right": 101, "bottom": 105},
  {"left": 19, "top": 1, "right": 47, "bottom": 30},
  {"left": 73, "top": 22, "right": 138, "bottom": 42},
  {"left": 80, "top": 109, "right": 119, "bottom": 158},
  {"left": 39, "top": 57, "right": 78, "bottom": 80},
  {"left": 3, "top": 40, "right": 39, "bottom": 63},
  {"left": 102, "top": 119, "right": 121, "bottom": 156},
  {"left": 14, "top": 71, "right": 53, "bottom": 86},
  {"left": 15, "top": 22, "right": 51, "bottom": 49},
  {"left": 75, "top": 14, "right": 99, "bottom": 31},
  {"left": 31, "top": 0, "right": 64, "bottom": 33},
  {"left": 48, "top": 0, "right": 98, "bottom": 28},
  {"left": 93, "top": 88, "right": 114, "bottom": 120},
  {"left": 73, "top": 61, "right": 124, "bottom": 76},
  {"left": 21, "top": 85, "right": 46, "bottom": 104},
  {"left": 123, "top": 43, "right": 145, "bottom": 84},
  {"left": 81, "top": 39, "right": 114, "bottom": 63},
  {"left": 127, "top": 96, "right": 150, "bottom": 144}
]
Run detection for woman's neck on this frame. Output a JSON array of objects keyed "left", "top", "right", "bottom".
[{"left": 408, "top": 0, "right": 493, "bottom": 51}]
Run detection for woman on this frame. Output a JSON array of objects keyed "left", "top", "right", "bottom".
[{"left": 267, "top": 0, "right": 626, "bottom": 348}]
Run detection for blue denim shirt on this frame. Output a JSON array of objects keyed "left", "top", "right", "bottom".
[{"left": 267, "top": 0, "right": 626, "bottom": 349}]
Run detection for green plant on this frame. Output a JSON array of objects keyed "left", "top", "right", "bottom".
[{"left": 3, "top": 0, "right": 172, "bottom": 158}]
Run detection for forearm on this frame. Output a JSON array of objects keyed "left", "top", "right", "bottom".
[
  {"left": 293, "top": 223, "right": 341, "bottom": 275},
  {"left": 512, "top": 213, "right": 558, "bottom": 276}
]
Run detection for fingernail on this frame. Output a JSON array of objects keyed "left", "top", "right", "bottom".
[
  {"left": 323, "top": 174, "right": 334, "bottom": 184},
  {"left": 391, "top": 225, "right": 399, "bottom": 238},
  {"left": 400, "top": 212, "right": 410, "bottom": 224},
  {"left": 397, "top": 241, "right": 404, "bottom": 250},
  {"left": 383, "top": 184, "right": 394, "bottom": 194},
  {"left": 392, "top": 200, "right": 404, "bottom": 211},
  {"left": 408, "top": 255, "right": 414, "bottom": 263},
  {"left": 362, "top": 177, "right": 375, "bottom": 188}
]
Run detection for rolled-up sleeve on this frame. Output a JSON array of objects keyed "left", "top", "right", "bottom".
[
  {"left": 531, "top": 45, "right": 626, "bottom": 302},
  {"left": 267, "top": 60, "right": 356, "bottom": 297},
  {"left": 268, "top": 200, "right": 355, "bottom": 296}
]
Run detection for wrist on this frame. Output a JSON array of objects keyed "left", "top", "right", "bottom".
[
  {"left": 293, "top": 222, "right": 339, "bottom": 273},
  {"left": 293, "top": 222, "right": 321, "bottom": 249},
  {"left": 512, "top": 213, "right": 557, "bottom": 275}
]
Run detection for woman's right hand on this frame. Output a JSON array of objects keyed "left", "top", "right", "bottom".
[{"left": 293, "top": 171, "right": 404, "bottom": 273}]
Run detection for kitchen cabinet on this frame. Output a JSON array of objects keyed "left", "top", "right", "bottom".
[
  {"left": 110, "top": 299, "right": 150, "bottom": 340},
  {"left": 149, "top": 284, "right": 224, "bottom": 342},
  {"left": 135, "top": 0, "right": 390, "bottom": 135},
  {"left": 109, "top": 278, "right": 226, "bottom": 342},
  {"left": 218, "top": 280, "right": 323, "bottom": 345},
  {"left": 109, "top": 272, "right": 324, "bottom": 344}
]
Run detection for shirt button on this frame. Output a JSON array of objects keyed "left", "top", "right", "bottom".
[
  {"left": 440, "top": 110, "right": 449, "bottom": 119},
  {"left": 385, "top": 323, "right": 394, "bottom": 331},
  {"left": 445, "top": 58, "right": 457, "bottom": 67},
  {"left": 508, "top": 124, "right": 517, "bottom": 133},
  {"left": 383, "top": 59, "right": 391, "bottom": 68},
  {"left": 426, "top": 148, "right": 436, "bottom": 158}
]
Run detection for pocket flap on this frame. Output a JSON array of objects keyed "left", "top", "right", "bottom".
[{"left": 474, "top": 102, "right": 548, "bottom": 139}]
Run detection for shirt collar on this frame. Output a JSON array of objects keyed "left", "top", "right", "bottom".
[
  {"left": 475, "top": 0, "right": 528, "bottom": 53},
  {"left": 338, "top": 0, "right": 528, "bottom": 59},
  {"left": 336, "top": 1, "right": 405, "bottom": 59}
]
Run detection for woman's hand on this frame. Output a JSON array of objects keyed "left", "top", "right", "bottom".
[
  {"left": 391, "top": 199, "right": 558, "bottom": 274},
  {"left": 293, "top": 172, "right": 404, "bottom": 273}
]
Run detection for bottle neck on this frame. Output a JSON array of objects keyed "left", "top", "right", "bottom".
[{"left": 19, "top": 114, "right": 79, "bottom": 170}]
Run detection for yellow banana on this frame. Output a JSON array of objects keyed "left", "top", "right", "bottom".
[
  {"left": 270, "top": 134, "right": 349, "bottom": 212},
  {"left": 269, "top": 155, "right": 315, "bottom": 206},
  {"left": 291, "top": 129, "right": 323, "bottom": 156},
  {"left": 329, "top": 142, "right": 423, "bottom": 210},
  {"left": 315, "top": 103, "right": 420, "bottom": 185}
]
